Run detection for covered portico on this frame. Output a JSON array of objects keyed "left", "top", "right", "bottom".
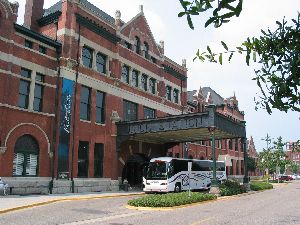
[{"left": 116, "top": 105, "right": 248, "bottom": 189}]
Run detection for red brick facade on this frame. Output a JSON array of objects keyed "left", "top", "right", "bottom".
[{"left": 0, "top": 0, "right": 187, "bottom": 186}]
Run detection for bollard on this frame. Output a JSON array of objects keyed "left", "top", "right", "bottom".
[{"left": 123, "top": 179, "right": 128, "bottom": 192}]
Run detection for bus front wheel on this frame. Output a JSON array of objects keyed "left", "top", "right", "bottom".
[{"left": 174, "top": 183, "right": 181, "bottom": 193}]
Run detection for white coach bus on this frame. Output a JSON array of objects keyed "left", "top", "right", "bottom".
[{"left": 143, "top": 157, "right": 226, "bottom": 193}]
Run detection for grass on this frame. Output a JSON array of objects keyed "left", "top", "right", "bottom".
[
  {"left": 250, "top": 181, "right": 273, "bottom": 191},
  {"left": 128, "top": 192, "right": 216, "bottom": 207}
]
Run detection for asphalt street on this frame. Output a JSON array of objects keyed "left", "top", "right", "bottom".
[{"left": 1, "top": 181, "right": 300, "bottom": 225}]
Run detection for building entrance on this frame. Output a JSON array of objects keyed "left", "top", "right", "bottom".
[{"left": 122, "top": 154, "right": 149, "bottom": 187}]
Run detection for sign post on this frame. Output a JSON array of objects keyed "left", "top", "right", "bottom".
[{"left": 188, "top": 162, "right": 192, "bottom": 197}]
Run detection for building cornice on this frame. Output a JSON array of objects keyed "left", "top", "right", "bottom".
[
  {"left": 75, "top": 13, "right": 121, "bottom": 44},
  {"left": 38, "top": 11, "right": 62, "bottom": 27},
  {"left": 14, "top": 24, "right": 62, "bottom": 49}
]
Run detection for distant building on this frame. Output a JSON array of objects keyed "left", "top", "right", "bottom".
[{"left": 286, "top": 141, "right": 300, "bottom": 165}]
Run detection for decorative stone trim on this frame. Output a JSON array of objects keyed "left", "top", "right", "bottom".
[{"left": 0, "top": 147, "right": 7, "bottom": 155}]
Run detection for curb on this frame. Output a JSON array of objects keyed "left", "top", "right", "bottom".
[
  {"left": 0, "top": 193, "right": 145, "bottom": 215},
  {"left": 126, "top": 189, "right": 272, "bottom": 211}
]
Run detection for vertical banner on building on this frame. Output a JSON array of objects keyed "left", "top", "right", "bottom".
[{"left": 57, "top": 78, "right": 74, "bottom": 179}]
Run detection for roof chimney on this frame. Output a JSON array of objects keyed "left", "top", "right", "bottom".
[{"left": 24, "top": 0, "right": 44, "bottom": 31}]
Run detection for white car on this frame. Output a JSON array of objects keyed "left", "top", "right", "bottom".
[{"left": 291, "top": 174, "right": 300, "bottom": 180}]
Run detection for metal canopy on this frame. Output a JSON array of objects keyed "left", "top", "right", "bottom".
[{"left": 116, "top": 106, "right": 246, "bottom": 151}]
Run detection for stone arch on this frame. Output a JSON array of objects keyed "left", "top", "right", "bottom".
[{"left": 5, "top": 123, "right": 50, "bottom": 154}]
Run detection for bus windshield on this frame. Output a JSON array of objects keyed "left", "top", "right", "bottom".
[{"left": 145, "top": 161, "right": 168, "bottom": 180}]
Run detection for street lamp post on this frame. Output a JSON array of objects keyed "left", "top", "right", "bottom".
[{"left": 209, "top": 126, "right": 220, "bottom": 195}]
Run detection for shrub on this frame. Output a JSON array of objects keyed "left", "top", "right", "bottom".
[
  {"left": 250, "top": 182, "right": 273, "bottom": 191},
  {"left": 219, "top": 180, "right": 247, "bottom": 196},
  {"left": 128, "top": 192, "right": 217, "bottom": 207}
]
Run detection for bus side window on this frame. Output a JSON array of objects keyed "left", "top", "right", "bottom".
[
  {"left": 168, "top": 163, "right": 174, "bottom": 178},
  {"left": 192, "top": 162, "right": 201, "bottom": 171}
]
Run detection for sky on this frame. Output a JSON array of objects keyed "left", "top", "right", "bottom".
[{"left": 11, "top": 0, "right": 300, "bottom": 151}]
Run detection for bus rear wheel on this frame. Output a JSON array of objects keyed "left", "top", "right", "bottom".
[{"left": 174, "top": 183, "right": 181, "bottom": 193}]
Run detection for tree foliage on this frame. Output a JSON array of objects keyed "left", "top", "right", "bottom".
[
  {"left": 247, "top": 157, "right": 256, "bottom": 172},
  {"left": 179, "top": 0, "right": 300, "bottom": 114},
  {"left": 257, "top": 136, "right": 289, "bottom": 175}
]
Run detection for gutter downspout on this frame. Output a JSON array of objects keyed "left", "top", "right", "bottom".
[
  {"left": 50, "top": 20, "right": 60, "bottom": 194},
  {"left": 70, "top": 23, "right": 81, "bottom": 193}
]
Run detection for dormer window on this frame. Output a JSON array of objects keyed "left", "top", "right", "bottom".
[
  {"left": 134, "top": 36, "right": 140, "bottom": 54},
  {"left": 144, "top": 42, "right": 149, "bottom": 59}
]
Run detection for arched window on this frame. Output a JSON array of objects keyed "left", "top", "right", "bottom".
[
  {"left": 144, "top": 42, "right": 149, "bottom": 59},
  {"left": 134, "top": 36, "right": 140, "bottom": 54},
  {"left": 13, "top": 135, "right": 39, "bottom": 176},
  {"left": 96, "top": 53, "right": 106, "bottom": 74}
]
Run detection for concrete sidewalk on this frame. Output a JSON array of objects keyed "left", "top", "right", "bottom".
[{"left": 0, "top": 191, "right": 144, "bottom": 214}]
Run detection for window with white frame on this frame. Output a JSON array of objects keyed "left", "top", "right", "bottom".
[
  {"left": 173, "top": 89, "right": 179, "bottom": 103},
  {"left": 166, "top": 85, "right": 172, "bottom": 101},
  {"left": 149, "top": 78, "right": 156, "bottom": 94},
  {"left": 96, "top": 52, "right": 107, "bottom": 74},
  {"left": 122, "top": 65, "right": 130, "bottom": 84},
  {"left": 141, "top": 74, "right": 148, "bottom": 91},
  {"left": 131, "top": 70, "right": 139, "bottom": 87},
  {"left": 82, "top": 46, "right": 93, "bottom": 68}
]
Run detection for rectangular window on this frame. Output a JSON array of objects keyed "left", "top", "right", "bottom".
[
  {"left": 144, "top": 107, "right": 155, "bottom": 119},
  {"left": 173, "top": 89, "right": 179, "bottom": 103},
  {"left": 33, "top": 84, "right": 43, "bottom": 112},
  {"left": 24, "top": 40, "right": 33, "bottom": 49},
  {"left": 123, "top": 100, "right": 138, "bottom": 121},
  {"left": 96, "top": 52, "right": 107, "bottom": 74},
  {"left": 78, "top": 141, "right": 89, "bottom": 178},
  {"left": 35, "top": 73, "right": 44, "bottom": 82},
  {"left": 141, "top": 74, "right": 147, "bottom": 91},
  {"left": 122, "top": 65, "right": 130, "bottom": 84},
  {"left": 80, "top": 86, "right": 91, "bottom": 120},
  {"left": 94, "top": 143, "right": 104, "bottom": 177},
  {"left": 18, "top": 80, "right": 30, "bottom": 109},
  {"left": 131, "top": 70, "right": 139, "bottom": 87},
  {"left": 39, "top": 45, "right": 47, "bottom": 54},
  {"left": 166, "top": 86, "right": 172, "bottom": 101},
  {"left": 82, "top": 46, "right": 93, "bottom": 68},
  {"left": 96, "top": 91, "right": 105, "bottom": 124},
  {"left": 149, "top": 78, "right": 156, "bottom": 94},
  {"left": 21, "top": 68, "right": 31, "bottom": 78}
]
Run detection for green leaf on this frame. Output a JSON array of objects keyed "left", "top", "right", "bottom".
[
  {"left": 228, "top": 52, "right": 234, "bottom": 62},
  {"left": 205, "top": 17, "right": 216, "bottom": 28},
  {"left": 178, "top": 12, "right": 186, "bottom": 17},
  {"left": 221, "top": 41, "right": 229, "bottom": 51},
  {"left": 207, "top": 46, "right": 212, "bottom": 55},
  {"left": 187, "top": 15, "right": 194, "bottom": 30},
  {"left": 219, "top": 53, "right": 223, "bottom": 65},
  {"left": 235, "top": 0, "right": 243, "bottom": 17}
]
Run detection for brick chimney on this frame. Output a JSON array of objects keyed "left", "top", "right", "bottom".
[{"left": 24, "top": 0, "right": 44, "bottom": 31}]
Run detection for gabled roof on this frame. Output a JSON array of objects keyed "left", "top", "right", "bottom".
[
  {"left": 43, "top": 0, "right": 115, "bottom": 26},
  {"left": 202, "top": 87, "right": 224, "bottom": 106},
  {"left": 120, "top": 12, "right": 162, "bottom": 56}
]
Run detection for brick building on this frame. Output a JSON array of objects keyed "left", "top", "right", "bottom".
[
  {"left": 0, "top": 0, "right": 248, "bottom": 194},
  {"left": 181, "top": 87, "right": 258, "bottom": 177},
  {"left": 286, "top": 141, "right": 300, "bottom": 165}
]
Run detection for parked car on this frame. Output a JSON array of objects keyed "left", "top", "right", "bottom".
[
  {"left": 277, "top": 175, "right": 293, "bottom": 181},
  {"left": 292, "top": 174, "right": 300, "bottom": 180}
]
